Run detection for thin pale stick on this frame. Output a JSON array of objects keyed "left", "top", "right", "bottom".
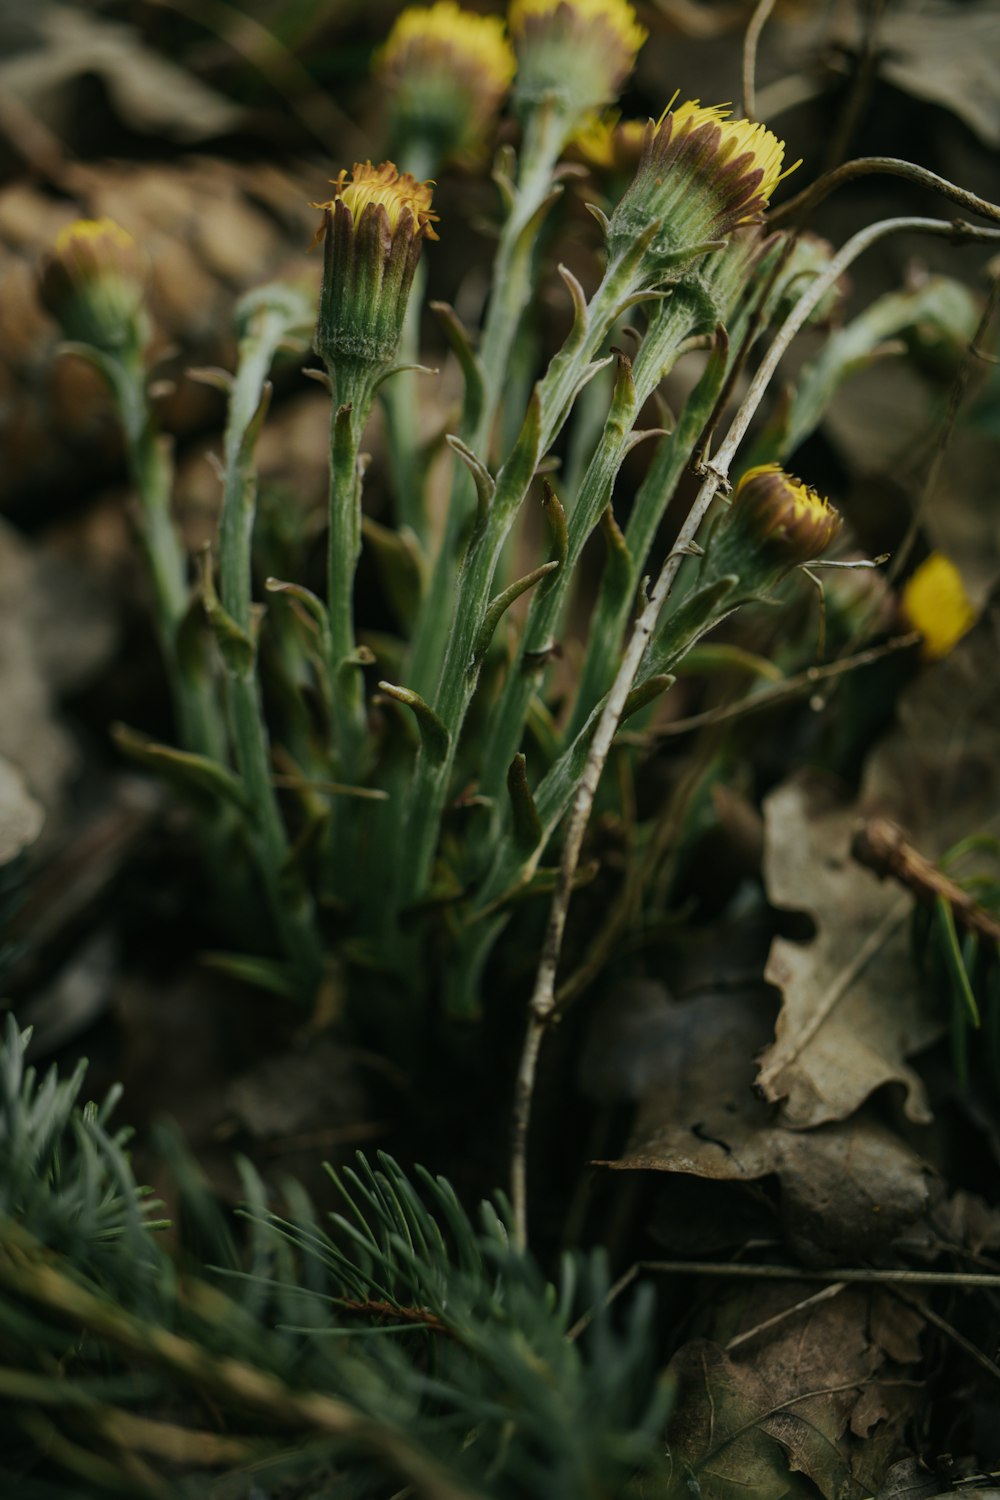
[
  {"left": 618, "top": 632, "right": 921, "bottom": 743},
  {"left": 566, "top": 1264, "right": 640, "bottom": 1342},
  {"left": 889, "top": 1290, "right": 1000, "bottom": 1385},
  {"left": 640, "top": 1261, "right": 1000, "bottom": 1289},
  {"left": 853, "top": 818, "right": 1000, "bottom": 947},
  {"left": 725, "top": 1282, "right": 847, "bottom": 1351}
]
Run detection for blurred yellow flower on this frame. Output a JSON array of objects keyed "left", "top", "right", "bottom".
[
  {"left": 378, "top": 4, "right": 515, "bottom": 160},
  {"left": 508, "top": 0, "right": 646, "bottom": 57},
  {"left": 509, "top": 0, "right": 646, "bottom": 119},
  {"left": 902, "top": 552, "right": 977, "bottom": 659},
  {"left": 39, "top": 217, "right": 148, "bottom": 354},
  {"left": 570, "top": 110, "right": 647, "bottom": 174}
]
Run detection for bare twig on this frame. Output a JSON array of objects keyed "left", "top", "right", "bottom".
[
  {"left": 640, "top": 1260, "right": 1000, "bottom": 1289},
  {"left": 617, "top": 632, "right": 921, "bottom": 744},
  {"left": 896, "top": 1294, "right": 1000, "bottom": 1384},
  {"left": 725, "top": 1282, "right": 847, "bottom": 1351},
  {"left": 566, "top": 1264, "right": 640, "bottom": 1342},
  {"left": 821, "top": 0, "right": 888, "bottom": 176},
  {"left": 740, "top": 0, "right": 778, "bottom": 120},
  {"left": 852, "top": 818, "right": 1000, "bottom": 948},
  {"left": 509, "top": 213, "right": 1000, "bottom": 1250},
  {"left": 770, "top": 158, "right": 1000, "bottom": 230}
]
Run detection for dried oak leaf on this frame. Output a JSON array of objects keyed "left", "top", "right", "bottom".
[
  {"left": 605, "top": 981, "right": 933, "bottom": 1264},
  {"left": 755, "top": 772, "right": 942, "bottom": 1129},
  {"left": 667, "top": 1286, "right": 924, "bottom": 1500}
]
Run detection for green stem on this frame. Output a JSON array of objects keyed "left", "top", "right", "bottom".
[
  {"left": 325, "top": 379, "right": 373, "bottom": 782},
  {"left": 391, "top": 253, "right": 643, "bottom": 916},
  {"left": 476, "top": 103, "right": 569, "bottom": 436},
  {"left": 380, "top": 137, "right": 439, "bottom": 543},
  {"left": 109, "top": 356, "right": 226, "bottom": 765},
  {"left": 405, "top": 101, "right": 569, "bottom": 703},
  {"left": 112, "top": 361, "right": 189, "bottom": 643},
  {"left": 565, "top": 335, "right": 731, "bottom": 740},
  {"left": 216, "top": 296, "right": 325, "bottom": 992},
  {"left": 478, "top": 292, "right": 701, "bottom": 801}
]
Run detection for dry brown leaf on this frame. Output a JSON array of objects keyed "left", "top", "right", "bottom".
[
  {"left": 602, "top": 981, "right": 934, "bottom": 1264},
  {"left": 667, "top": 1287, "right": 923, "bottom": 1500},
  {"left": 756, "top": 772, "right": 942, "bottom": 1129},
  {"left": 0, "top": 520, "right": 76, "bottom": 810},
  {"left": 863, "top": 1, "right": 1000, "bottom": 149}
]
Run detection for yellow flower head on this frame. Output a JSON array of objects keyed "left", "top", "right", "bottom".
[
  {"left": 39, "top": 217, "right": 148, "bottom": 354},
  {"left": 666, "top": 102, "right": 792, "bottom": 215},
  {"left": 313, "top": 164, "right": 437, "bottom": 376},
  {"left": 381, "top": 3, "right": 514, "bottom": 95},
  {"left": 321, "top": 161, "right": 439, "bottom": 240},
  {"left": 509, "top": 0, "right": 646, "bottom": 121},
  {"left": 378, "top": 3, "right": 515, "bottom": 159},
  {"left": 902, "top": 552, "right": 977, "bottom": 659},
  {"left": 606, "top": 97, "right": 796, "bottom": 289},
  {"left": 508, "top": 0, "right": 645, "bottom": 55},
  {"left": 53, "top": 216, "right": 138, "bottom": 260}
]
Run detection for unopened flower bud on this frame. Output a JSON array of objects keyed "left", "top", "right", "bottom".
[
  {"left": 509, "top": 0, "right": 646, "bottom": 123},
  {"left": 378, "top": 3, "right": 515, "bottom": 164},
  {"left": 705, "top": 463, "right": 841, "bottom": 595},
  {"left": 312, "top": 162, "right": 438, "bottom": 385},
  {"left": 39, "top": 217, "right": 148, "bottom": 357}
]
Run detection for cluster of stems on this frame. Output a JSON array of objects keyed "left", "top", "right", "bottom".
[{"left": 41, "top": 24, "right": 1000, "bottom": 1185}]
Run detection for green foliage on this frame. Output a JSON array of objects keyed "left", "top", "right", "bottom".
[{"left": 0, "top": 1019, "right": 669, "bottom": 1499}]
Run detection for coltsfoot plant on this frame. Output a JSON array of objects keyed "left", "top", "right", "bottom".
[
  {"left": 15, "top": 0, "right": 1000, "bottom": 1492},
  {"left": 36, "top": 0, "right": 1000, "bottom": 1240}
]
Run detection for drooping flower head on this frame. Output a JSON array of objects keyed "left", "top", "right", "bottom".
[
  {"left": 313, "top": 162, "right": 437, "bottom": 380},
  {"left": 607, "top": 99, "right": 796, "bottom": 289},
  {"left": 509, "top": 0, "right": 646, "bottom": 123},
  {"left": 378, "top": 3, "right": 516, "bottom": 163},
  {"left": 902, "top": 552, "right": 977, "bottom": 659},
  {"left": 39, "top": 217, "right": 148, "bottom": 356},
  {"left": 705, "top": 463, "right": 841, "bottom": 595}
]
